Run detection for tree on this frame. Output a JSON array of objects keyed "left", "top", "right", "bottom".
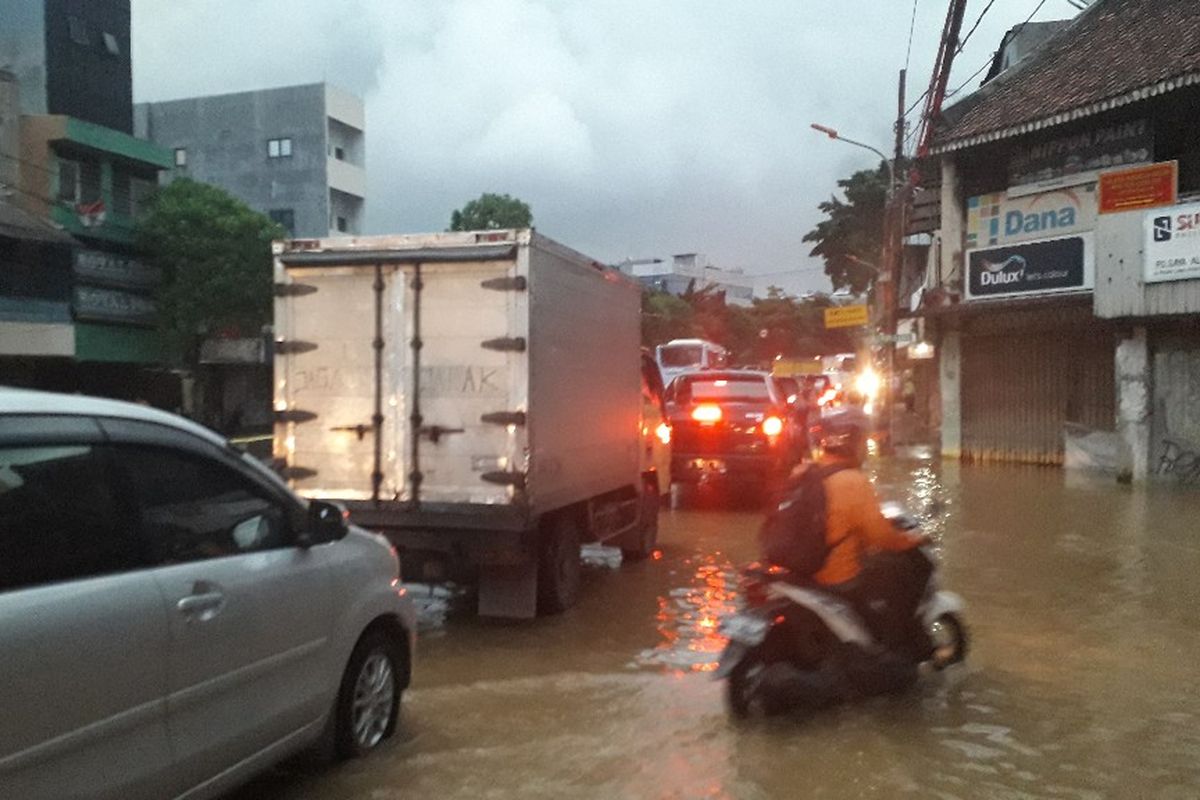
[
  {"left": 449, "top": 192, "right": 533, "bottom": 231},
  {"left": 136, "top": 178, "right": 283, "bottom": 345},
  {"left": 802, "top": 163, "right": 893, "bottom": 294}
]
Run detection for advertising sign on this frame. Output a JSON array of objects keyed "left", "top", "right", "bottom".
[
  {"left": 824, "top": 304, "right": 869, "bottom": 329},
  {"left": 1007, "top": 118, "right": 1152, "bottom": 193},
  {"left": 1098, "top": 161, "right": 1177, "bottom": 214},
  {"left": 73, "top": 250, "right": 162, "bottom": 289},
  {"left": 1144, "top": 201, "right": 1200, "bottom": 284},
  {"left": 73, "top": 285, "right": 158, "bottom": 326},
  {"left": 965, "top": 233, "right": 1094, "bottom": 301},
  {"left": 966, "top": 185, "right": 1097, "bottom": 250}
]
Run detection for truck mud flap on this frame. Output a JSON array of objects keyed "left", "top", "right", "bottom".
[{"left": 478, "top": 559, "right": 538, "bottom": 619}]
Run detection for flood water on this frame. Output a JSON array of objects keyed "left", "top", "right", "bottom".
[{"left": 232, "top": 451, "right": 1200, "bottom": 799}]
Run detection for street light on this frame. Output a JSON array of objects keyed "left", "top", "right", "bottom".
[
  {"left": 809, "top": 123, "right": 895, "bottom": 195},
  {"left": 811, "top": 121, "right": 902, "bottom": 452}
]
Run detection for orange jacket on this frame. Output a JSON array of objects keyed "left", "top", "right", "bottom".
[{"left": 809, "top": 459, "right": 921, "bottom": 586}]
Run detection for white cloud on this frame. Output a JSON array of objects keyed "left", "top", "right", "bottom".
[{"left": 132, "top": 0, "right": 1075, "bottom": 295}]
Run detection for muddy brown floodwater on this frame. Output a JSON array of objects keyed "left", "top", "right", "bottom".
[{"left": 231, "top": 449, "right": 1200, "bottom": 799}]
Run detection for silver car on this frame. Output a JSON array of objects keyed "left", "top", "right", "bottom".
[{"left": 0, "top": 388, "right": 416, "bottom": 800}]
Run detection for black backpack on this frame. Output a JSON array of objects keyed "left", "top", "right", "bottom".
[{"left": 759, "top": 463, "right": 850, "bottom": 577}]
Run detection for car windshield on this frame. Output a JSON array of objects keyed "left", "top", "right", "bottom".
[
  {"left": 686, "top": 377, "right": 770, "bottom": 402},
  {"left": 659, "top": 345, "right": 703, "bottom": 367}
]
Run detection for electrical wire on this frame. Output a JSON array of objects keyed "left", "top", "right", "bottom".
[
  {"left": 905, "top": 0, "right": 921, "bottom": 71},
  {"left": 945, "top": 0, "right": 1049, "bottom": 99},
  {"left": 957, "top": 0, "right": 999, "bottom": 54}
]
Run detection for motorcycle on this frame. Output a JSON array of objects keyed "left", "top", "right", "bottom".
[{"left": 715, "top": 503, "right": 968, "bottom": 718}]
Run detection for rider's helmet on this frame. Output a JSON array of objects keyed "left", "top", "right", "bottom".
[{"left": 811, "top": 406, "right": 869, "bottom": 465}]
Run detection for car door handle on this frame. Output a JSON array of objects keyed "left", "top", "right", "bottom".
[{"left": 176, "top": 591, "right": 225, "bottom": 622}]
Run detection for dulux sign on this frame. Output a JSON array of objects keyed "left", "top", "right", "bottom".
[
  {"left": 965, "top": 233, "right": 1095, "bottom": 301},
  {"left": 966, "top": 185, "right": 1098, "bottom": 250}
]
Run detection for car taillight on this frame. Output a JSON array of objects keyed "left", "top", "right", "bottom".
[
  {"left": 761, "top": 416, "right": 784, "bottom": 437},
  {"left": 691, "top": 403, "right": 722, "bottom": 423},
  {"left": 655, "top": 422, "right": 672, "bottom": 445}
]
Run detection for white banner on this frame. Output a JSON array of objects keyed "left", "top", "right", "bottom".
[{"left": 1144, "top": 202, "right": 1200, "bottom": 284}]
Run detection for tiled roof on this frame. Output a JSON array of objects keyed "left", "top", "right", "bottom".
[{"left": 933, "top": 0, "right": 1200, "bottom": 153}]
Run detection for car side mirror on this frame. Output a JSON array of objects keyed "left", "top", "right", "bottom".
[{"left": 302, "top": 500, "right": 350, "bottom": 546}]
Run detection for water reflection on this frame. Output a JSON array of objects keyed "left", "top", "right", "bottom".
[{"left": 638, "top": 554, "right": 740, "bottom": 673}]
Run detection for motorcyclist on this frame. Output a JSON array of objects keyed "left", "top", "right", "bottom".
[{"left": 800, "top": 407, "right": 932, "bottom": 658}]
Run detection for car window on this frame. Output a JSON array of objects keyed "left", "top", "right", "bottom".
[
  {"left": 0, "top": 445, "right": 147, "bottom": 593},
  {"left": 684, "top": 377, "right": 771, "bottom": 402},
  {"left": 114, "top": 446, "right": 291, "bottom": 564},
  {"left": 659, "top": 345, "right": 702, "bottom": 367}
]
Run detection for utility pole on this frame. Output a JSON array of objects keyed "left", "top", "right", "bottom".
[{"left": 880, "top": 68, "right": 907, "bottom": 452}]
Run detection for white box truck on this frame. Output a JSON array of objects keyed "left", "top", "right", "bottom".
[{"left": 272, "top": 230, "right": 662, "bottom": 618}]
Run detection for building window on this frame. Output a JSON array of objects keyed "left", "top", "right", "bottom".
[
  {"left": 269, "top": 209, "right": 296, "bottom": 236},
  {"left": 267, "top": 138, "right": 293, "bottom": 159},
  {"left": 174, "top": 148, "right": 187, "bottom": 167},
  {"left": 68, "top": 16, "right": 89, "bottom": 45},
  {"left": 336, "top": 216, "right": 348, "bottom": 233},
  {"left": 334, "top": 146, "right": 345, "bottom": 161},
  {"left": 102, "top": 32, "right": 120, "bottom": 56},
  {"left": 57, "top": 160, "right": 80, "bottom": 203}
]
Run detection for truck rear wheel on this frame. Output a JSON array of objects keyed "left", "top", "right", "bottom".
[
  {"left": 621, "top": 480, "right": 659, "bottom": 561},
  {"left": 537, "top": 513, "right": 582, "bottom": 615}
]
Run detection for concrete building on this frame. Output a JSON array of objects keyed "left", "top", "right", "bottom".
[
  {"left": 135, "top": 84, "right": 366, "bottom": 238},
  {"left": 0, "top": 1, "right": 178, "bottom": 402},
  {"left": 914, "top": 0, "right": 1200, "bottom": 479},
  {"left": 621, "top": 253, "right": 755, "bottom": 305}
]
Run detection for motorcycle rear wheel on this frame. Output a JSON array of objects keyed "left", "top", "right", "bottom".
[
  {"left": 929, "top": 613, "right": 968, "bottom": 669},
  {"left": 725, "top": 653, "right": 766, "bottom": 718}
]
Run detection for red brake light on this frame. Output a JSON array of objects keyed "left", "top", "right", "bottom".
[
  {"left": 655, "top": 422, "right": 672, "bottom": 445},
  {"left": 691, "top": 404, "right": 722, "bottom": 423},
  {"left": 762, "top": 416, "right": 784, "bottom": 437}
]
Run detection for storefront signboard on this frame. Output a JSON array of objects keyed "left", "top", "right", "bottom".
[
  {"left": 1007, "top": 118, "right": 1152, "bottom": 195},
  {"left": 965, "top": 233, "right": 1094, "bottom": 301},
  {"left": 1144, "top": 201, "right": 1200, "bottom": 284},
  {"left": 1098, "top": 161, "right": 1177, "bottom": 214},
  {"left": 966, "top": 185, "right": 1097, "bottom": 250}
]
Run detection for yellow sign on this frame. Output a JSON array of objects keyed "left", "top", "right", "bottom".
[{"left": 824, "top": 304, "right": 869, "bottom": 329}]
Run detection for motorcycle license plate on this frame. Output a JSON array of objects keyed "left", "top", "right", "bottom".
[{"left": 721, "top": 613, "right": 769, "bottom": 645}]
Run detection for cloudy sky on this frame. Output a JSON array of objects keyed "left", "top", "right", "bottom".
[{"left": 131, "top": 0, "right": 1079, "bottom": 296}]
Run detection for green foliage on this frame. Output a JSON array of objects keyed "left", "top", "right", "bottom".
[
  {"left": 449, "top": 192, "right": 533, "bottom": 231},
  {"left": 136, "top": 178, "right": 282, "bottom": 349},
  {"left": 802, "top": 163, "right": 892, "bottom": 293},
  {"left": 640, "top": 288, "right": 856, "bottom": 365}
]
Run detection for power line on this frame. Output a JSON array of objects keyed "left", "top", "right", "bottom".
[
  {"left": 957, "top": 0, "right": 999, "bottom": 54},
  {"left": 904, "top": 0, "right": 921, "bottom": 71},
  {"left": 946, "top": 0, "right": 1049, "bottom": 98}
]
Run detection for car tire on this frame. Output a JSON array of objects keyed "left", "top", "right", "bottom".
[
  {"left": 537, "top": 512, "right": 582, "bottom": 615},
  {"left": 334, "top": 629, "right": 403, "bottom": 759},
  {"left": 621, "top": 480, "right": 659, "bottom": 561}
]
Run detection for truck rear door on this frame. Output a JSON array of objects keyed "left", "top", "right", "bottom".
[{"left": 274, "top": 241, "right": 526, "bottom": 506}]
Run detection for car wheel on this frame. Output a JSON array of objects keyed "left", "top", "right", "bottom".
[
  {"left": 335, "top": 630, "right": 403, "bottom": 758},
  {"left": 537, "top": 512, "right": 582, "bottom": 615},
  {"left": 621, "top": 481, "right": 659, "bottom": 561}
]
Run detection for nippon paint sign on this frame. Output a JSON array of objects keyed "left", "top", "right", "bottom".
[
  {"left": 1144, "top": 201, "right": 1200, "bottom": 284},
  {"left": 965, "top": 233, "right": 1094, "bottom": 301},
  {"left": 966, "top": 185, "right": 1097, "bottom": 250}
]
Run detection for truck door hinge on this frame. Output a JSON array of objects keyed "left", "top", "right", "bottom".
[
  {"left": 278, "top": 465, "right": 317, "bottom": 481},
  {"left": 480, "top": 276, "right": 527, "bottom": 292},
  {"left": 274, "top": 408, "right": 318, "bottom": 424},
  {"left": 274, "top": 339, "right": 318, "bottom": 355},
  {"left": 482, "top": 471, "right": 526, "bottom": 490},
  {"left": 274, "top": 282, "right": 318, "bottom": 297},
  {"left": 481, "top": 336, "right": 526, "bottom": 353},
  {"left": 481, "top": 411, "right": 526, "bottom": 427},
  {"left": 419, "top": 425, "right": 466, "bottom": 444},
  {"left": 331, "top": 424, "right": 375, "bottom": 441}
]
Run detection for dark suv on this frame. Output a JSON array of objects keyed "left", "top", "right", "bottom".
[{"left": 665, "top": 370, "right": 805, "bottom": 492}]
